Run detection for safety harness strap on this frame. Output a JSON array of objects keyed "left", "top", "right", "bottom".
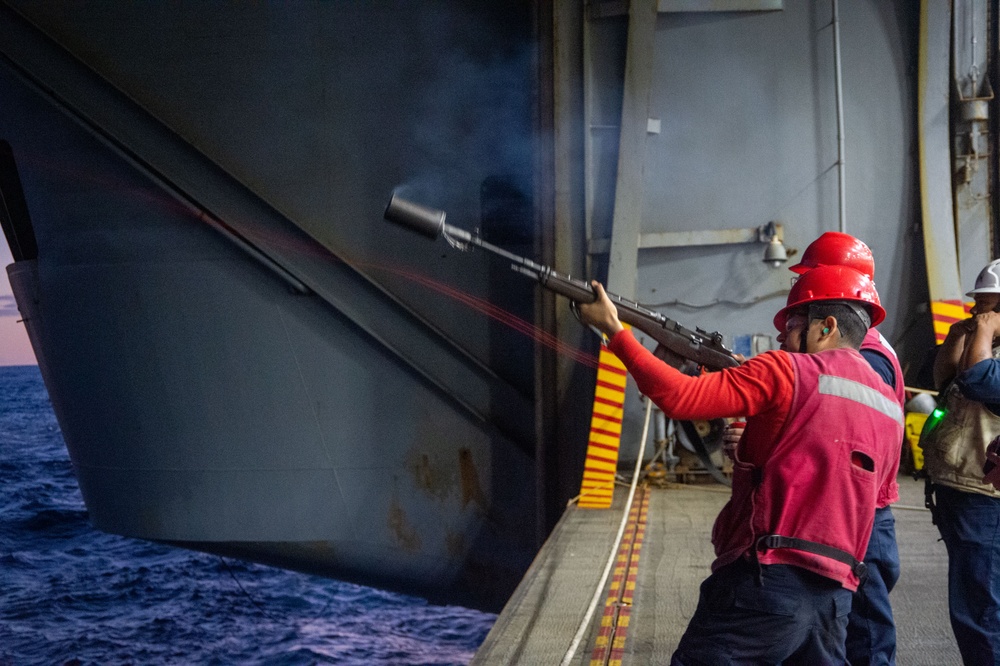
[
  {"left": 756, "top": 534, "right": 868, "bottom": 581},
  {"left": 924, "top": 477, "right": 938, "bottom": 525}
]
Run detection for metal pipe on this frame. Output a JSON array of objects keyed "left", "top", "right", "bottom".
[{"left": 833, "top": 0, "right": 847, "bottom": 233}]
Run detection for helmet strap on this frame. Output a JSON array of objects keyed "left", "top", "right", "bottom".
[
  {"left": 799, "top": 306, "right": 813, "bottom": 354},
  {"left": 844, "top": 303, "right": 871, "bottom": 330}
]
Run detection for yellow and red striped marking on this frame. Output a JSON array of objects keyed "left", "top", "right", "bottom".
[
  {"left": 578, "top": 331, "right": 629, "bottom": 509},
  {"left": 590, "top": 486, "right": 649, "bottom": 666},
  {"left": 930, "top": 299, "right": 971, "bottom": 344}
]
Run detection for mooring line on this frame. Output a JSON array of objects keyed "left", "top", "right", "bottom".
[
  {"left": 560, "top": 397, "right": 653, "bottom": 666},
  {"left": 589, "top": 485, "right": 648, "bottom": 666}
]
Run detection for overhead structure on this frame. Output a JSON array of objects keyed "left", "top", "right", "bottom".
[
  {"left": 951, "top": 0, "right": 994, "bottom": 291},
  {"left": 918, "top": 0, "right": 995, "bottom": 344}
]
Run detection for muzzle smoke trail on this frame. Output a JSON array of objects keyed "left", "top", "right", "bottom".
[{"left": 376, "top": 264, "right": 599, "bottom": 369}]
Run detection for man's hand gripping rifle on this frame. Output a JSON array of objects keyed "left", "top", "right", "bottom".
[{"left": 384, "top": 194, "right": 740, "bottom": 372}]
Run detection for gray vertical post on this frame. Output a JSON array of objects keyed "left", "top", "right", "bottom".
[{"left": 606, "top": 0, "right": 658, "bottom": 299}]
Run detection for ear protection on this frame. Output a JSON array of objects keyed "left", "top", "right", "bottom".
[{"left": 822, "top": 327, "right": 830, "bottom": 335}]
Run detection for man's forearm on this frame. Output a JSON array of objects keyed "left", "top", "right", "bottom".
[
  {"left": 962, "top": 328, "right": 996, "bottom": 370},
  {"left": 961, "top": 314, "right": 1000, "bottom": 371},
  {"left": 935, "top": 325, "right": 970, "bottom": 388}
]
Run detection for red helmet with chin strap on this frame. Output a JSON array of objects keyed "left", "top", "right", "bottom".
[
  {"left": 774, "top": 264, "right": 885, "bottom": 333},
  {"left": 789, "top": 231, "right": 875, "bottom": 281}
]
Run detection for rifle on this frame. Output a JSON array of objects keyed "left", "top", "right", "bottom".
[{"left": 384, "top": 194, "right": 740, "bottom": 372}]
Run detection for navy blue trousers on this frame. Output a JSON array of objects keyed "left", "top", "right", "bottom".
[
  {"left": 670, "top": 558, "right": 852, "bottom": 666},
  {"left": 846, "top": 506, "right": 900, "bottom": 666},
  {"left": 934, "top": 484, "right": 1000, "bottom": 666}
]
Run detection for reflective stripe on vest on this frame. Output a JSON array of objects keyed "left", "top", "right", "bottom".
[{"left": 818, "top": 375, "right": 905, "bottom": 425}]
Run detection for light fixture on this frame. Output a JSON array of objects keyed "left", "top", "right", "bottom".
[
  {"left": 763, "top": 236, "right": 788, "bottom": 267},
  {"left": 760, "top": 221, "right": 788, "bottom": 268},
  {"left": 587, "top": 219, "right": 794, "bottom": 268}
]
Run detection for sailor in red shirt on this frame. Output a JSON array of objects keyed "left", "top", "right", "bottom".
[{"left": 578, "top": 265, "right": 904, "bottom": 665}]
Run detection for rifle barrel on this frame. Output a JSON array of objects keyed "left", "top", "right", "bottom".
[{"left": 383, "top": 194, "right": 739, "bottom": 371}]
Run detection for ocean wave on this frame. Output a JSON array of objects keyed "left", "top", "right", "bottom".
[{"left": 0, "top": 367, "right": 495, "bottom": 665}]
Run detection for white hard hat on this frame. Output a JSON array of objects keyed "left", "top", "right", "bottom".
[{"left": 967, "top": 259, "right": 1000, "bottom": 296}]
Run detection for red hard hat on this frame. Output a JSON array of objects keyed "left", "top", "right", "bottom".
[
  {"left": 788, "top": 231, "right": 875, "bottom": 280},
  {"left": 774, "top": 264, "right": 885, "bottom": 332}
]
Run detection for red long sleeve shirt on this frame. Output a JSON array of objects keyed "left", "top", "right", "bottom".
[
  {"left": 608, "top": 328, "right": 795, "bottom": 468},
  {"left": 610, "top": 328, "right": 903, "bottom": 589}
]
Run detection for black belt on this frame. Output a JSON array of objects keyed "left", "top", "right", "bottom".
[{"left": 756, "top": 534, "right": 868, "bottom": 581}]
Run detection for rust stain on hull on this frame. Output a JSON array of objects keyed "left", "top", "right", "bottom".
[
  {"left": 458, "top": 447, "right": 486, "bottom": 511},
  {"left": 387, "top": 496, "right": 421, "bottom": 552},
  {"left": 407, "top": 451, "right": 450, "bottom": 500},
  {"left": 406, "top": 447, "right": 488, "bottom": 513}
]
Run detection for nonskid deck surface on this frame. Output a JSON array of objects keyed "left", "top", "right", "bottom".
[{"left": 472, "top": 476, "right": 959, "bottom": 665}]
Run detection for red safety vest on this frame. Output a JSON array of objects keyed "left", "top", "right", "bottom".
[
  {"left": 861, "top": 328, "right": 906, "bottom": 507},
  {"left": 711, "top": 348, "right": 904, "bottom": 591}
]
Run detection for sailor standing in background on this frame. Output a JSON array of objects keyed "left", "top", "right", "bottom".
[
  {"left": 788, "top": 232, "right": 906, "bottom": 666},
  {"left": 922, "top": 258, "right": 1000, "bottom": 665},
  {"left": 578, "top": 266, "right": 904, "bottom": 664}
]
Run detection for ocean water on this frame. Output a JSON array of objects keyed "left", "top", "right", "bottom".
[{"left": 0, "top": 365, "right": 496, "bottom": 665}]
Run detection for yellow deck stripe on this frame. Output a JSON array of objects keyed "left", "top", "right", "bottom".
[
  {"left": 589, "top": 432, "right": 623, "bottom": 447},
  {"left": 594, "top": 385, "right": 627, "bottom": 403},
  {"left": 589, "top": 487, "right": 649, "bottom": 665},
  {"left": 930, "top": 300, "right": 971, "bottom": 344},
  {"left": 584, "top": 460, "right": 618, "bottom": 474},
  {"left": 578, "top": 328, "right": 629, "bottom": 509}
]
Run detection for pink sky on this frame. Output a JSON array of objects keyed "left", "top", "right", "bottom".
[{"left": 0, "top": 242, "right": 37, "bottom": 366}]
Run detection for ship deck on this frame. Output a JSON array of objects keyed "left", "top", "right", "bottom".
[{"left": 471, "top": 474, "right": 960, "bottom": 665}]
